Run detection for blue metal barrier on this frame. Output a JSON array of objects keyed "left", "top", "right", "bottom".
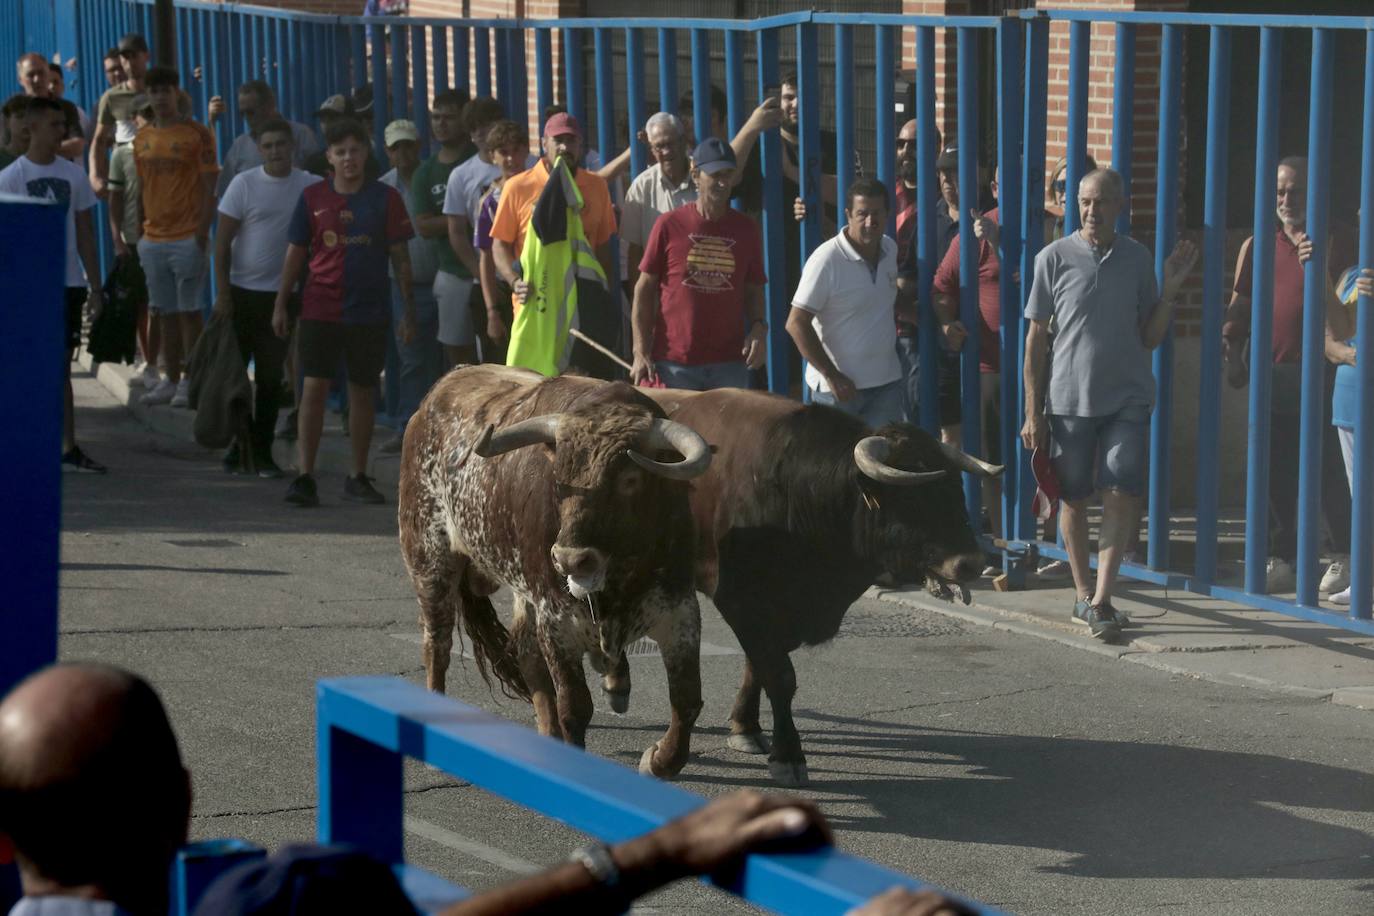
[
  {"left": 317, "top": 675, "right": 1004, "bottom": 915},
  {"left": 22, "top": 0, "right": 1374, "bottom": 642}
]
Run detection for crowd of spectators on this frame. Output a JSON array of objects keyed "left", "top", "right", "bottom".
[{"left": 4, "top": 34, "right": 1365, "bottom": 615}]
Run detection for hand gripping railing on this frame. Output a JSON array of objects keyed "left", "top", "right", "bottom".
[{"left": 316, "top": 675, "right": 1006, "bottom": 915}]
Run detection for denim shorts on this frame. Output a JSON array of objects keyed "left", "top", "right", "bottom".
[
  {"left": 654, "top": 359, "right": 750, "bottom": 391},
  {"left": 810, "top": 378, "right": 906, "bottom": 429},
  {"left": 137, "top": 237, "right": 206, "bottom": 314},
  {"left": 1048, "top": 404, "right": 1151, "bottom": 501}
]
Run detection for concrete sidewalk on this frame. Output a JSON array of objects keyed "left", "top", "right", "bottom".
[
  {"left": 79, "top": 352, "right": 406, "bottom": 487},
  {"left": 873, "top": 577, "right": 1374, "bottom": 713},
  {"left": 81, "top": 353, "right": 1374, "bottom": 715}
]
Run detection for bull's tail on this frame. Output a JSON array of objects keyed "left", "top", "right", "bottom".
[{"left": 457, "top": 580, "right": 531, "bottom": 702}]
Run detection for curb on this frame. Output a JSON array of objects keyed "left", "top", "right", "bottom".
[
  {"left": 870, "top": 585, "right": 1374, "bottom": 708},
  {"left": 79, "top": 352, "right": 404, "bottom": 486}
]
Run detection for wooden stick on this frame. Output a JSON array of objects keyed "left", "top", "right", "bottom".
[{"left": 568, "top": 327, "right": 634, "bottom": 373}]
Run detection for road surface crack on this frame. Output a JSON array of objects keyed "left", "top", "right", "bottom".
[
  {"left": 63, "top": 621, "right": 404, "bottom": 636},
  {"left": 861, "top": 683, "right": 1059, "bottom": 716}
]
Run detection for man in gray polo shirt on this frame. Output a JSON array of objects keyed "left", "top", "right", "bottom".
[{"left": 1022, "top": 167, "right": 1196, "bottom": 642}]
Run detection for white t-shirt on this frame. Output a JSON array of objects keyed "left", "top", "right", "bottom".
[
  {"left": 0, "top": 154, "right": 96, "bottom": 287},
  {"left": 442, "top": 152, "right": 536, "bottom": 227},
  {"left": 217, "top": 166, "right": 323, "bottom": 291},
  {"left": 792, "top": 231, "right": 902, "bottom": 393}
]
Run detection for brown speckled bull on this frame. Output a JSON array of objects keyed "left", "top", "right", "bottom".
[{"left": 397, "top": 365, "right": 712, "bottom": 779}]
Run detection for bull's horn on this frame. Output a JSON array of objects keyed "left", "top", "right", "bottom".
[
  {"left": 473, "top": 415, "right": 561, "bottom": 457},
  {"left": 626, "top": 419, "right": 712, "bottom": 480},
  {"left": 854, "top": 436, "right": 947, "bottom": 486},
  {"left": 938, "top": 441, "right": 1005, "bottom": 478}
]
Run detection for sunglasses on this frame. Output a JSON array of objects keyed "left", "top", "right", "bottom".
[{"left": 1052, "top": 179, "right": 1067, "bottom": 193}]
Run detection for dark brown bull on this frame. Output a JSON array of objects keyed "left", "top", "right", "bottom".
[
  {"left": 397, "top": 365, "right": 712, "bottom": 778},
  {"left": 633, "top": 386, "right": 1002, "bottom": 786}
]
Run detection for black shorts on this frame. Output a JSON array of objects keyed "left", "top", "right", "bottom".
[
  {"left": 297, "top": 319, "right": 387, "bottom": 386},
  {"left": 65, "top": 287, "right": 86, "bottom": 353}
]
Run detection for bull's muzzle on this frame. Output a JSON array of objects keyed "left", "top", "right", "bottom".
[{"left": 552, "top": 545, "right": 608, "bottom": 598}]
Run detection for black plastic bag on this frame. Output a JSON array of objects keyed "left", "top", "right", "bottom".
[{"left": 87, "top": 253, "right": 144, "bottom": 365}]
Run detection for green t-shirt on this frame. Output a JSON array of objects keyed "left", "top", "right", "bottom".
[{"left": 412, "top": 148, "right": 473, "bottom": 278}]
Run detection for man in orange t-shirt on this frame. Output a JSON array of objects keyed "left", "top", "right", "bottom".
[{"left": 133, "top": 65, "right": 218, "bottom": 408}]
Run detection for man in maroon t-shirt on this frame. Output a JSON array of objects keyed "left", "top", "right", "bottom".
[
  {"left": 933, "top": 167, "right": 1005, "bottom": 537},
  {"left": 1225, "top": 155, "right": 1352, "bottom": 594},
  {"left": 630, "top": 138, "right": 767, "bottom": 390}
]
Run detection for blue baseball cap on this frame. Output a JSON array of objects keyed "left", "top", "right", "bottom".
[{"left": 691, "top": 137, "right": 737, "bottom": 174}]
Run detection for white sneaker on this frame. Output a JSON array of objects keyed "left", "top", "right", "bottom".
[
  {"left": 1320, "top": 556, "right": 1350, "bottom": 593},
  {"left": 1330, "top": 585, "right": 1352, "bottom": 606},
  {"left": 139, "top": 378, "right": 176, "bottom": 406},
  {"left": 170, "top": 378, "right": 190, "bottom": 408},
  {"left": 1265, "top": 557, "right": 1296, "bottom": 593},
  {"left": 130, "top": 363, "right": 161, "bottom": 388},
  {"left": 1037, "top": 559, "right": 1071, "bottom": 580}
]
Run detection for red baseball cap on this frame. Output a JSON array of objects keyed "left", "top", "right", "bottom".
[
  {"left": 543, "top": 112, "right": 582, "bottom": 139},
  {"left": 1031, "top": 446, "right": 1061, "bottom": 523}
]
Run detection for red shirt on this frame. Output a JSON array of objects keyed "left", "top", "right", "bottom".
[
  {"left": 1232, "top": 227, "right": 1355, "bottom": 365},
  {"left": 932, "top": 207, "right": 1001, "bottom": 373},
  {"left": 639, "top": 204, "right": 766, "bottom": 365}
]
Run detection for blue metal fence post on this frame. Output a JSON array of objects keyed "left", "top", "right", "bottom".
[
  {"left": 1352, "top": 35, "right": 1374, "bottom": 623},
  {"left": 1245, "top": 27, "right": 1283, "bottom": 595},
  {"left": 0, "top": 200, "right": 64, "bottom": 699},
  {"left": 1017, "top": 15, "right": 1048, "bottom": 543},
  {"left": 690, "top": 28, "right": 711, "bottom": 150},
  {"left": 535, "top": 28, "right": 552, "bottom": 122},
  {"left": 412, "top": 25, "right": 429, "bottom": 146},
  {"left": 725, "top": 28, "right": 745, "bottom": 145},
  {"left": 433, "top": 25, "right": 449, "bottom": 92},
  {"left": 453, "top": 25, "right": 469, "bottom": 96},
  {"left": 369, "top": 24, "right": 387, "bottom": 159},
  {"left": 350, "top": 24, "right": 367, "bottom": 92},
  {"left": 1353, "top": 32, "right": 1374, "bottom": 621},
  {"left": 1296, "top": 27, "right": 1334, "bottom": 606},
  {"left": 595, "top": 27, "right": 617, "bottom": 161},
  {"left": 797, "top": 21, "right": 821, "bottom": 260},
  {"left": 835, "top": 24, "right": 854, "bottom": 217},
  {"left": 1148, "top": 23, "right": 1182, "bottom": 571},
  {"left": 1111, "top": 23, "right": 1135, "bottom": 234},
  {"left": 658, "top": 28, "right": 678, "bottom": 115},
  {"left": 627, "top": 27, "right": 647, "bottom": 177},
  {"left": 389, "top": 24, "right": 407, "bottom": 125},
  {"left": 996, "top": 15, "right": 1023, "bottom": 576},
  {"left": 494, "top": 26, "right": 510, "bottom": 113},
  {"left": 956, "top": 26, "right": 981, "bottom": 523},
  {"left": 915, "top": 24, "right": 939, "bottom": 436},
  {"left": 316, "top": 690, "right": 404, "bottom": 864},
  {"left": 285, "top": 19, "right": 301, "bottom": 123},
  {"left": 1195, "top": 25, "right": 1232, "bottom": 586},
  {"left": 758, "top": 27, "right": 788, "bottom": 395},
  {"left": 511, "top": 26, "right": 527, "bottom": 129},
  {"left": 875, "top": 25, "right": 894, "bottom": 236},
  {"left": 562, "top": 28, "right": 583, "bottom": 124},
  {"left": 475, "top": 26, "right": 491, "bottom": 99},
  {"left": 1064, "top": 20, "right": 1089, "bottom": 235}
]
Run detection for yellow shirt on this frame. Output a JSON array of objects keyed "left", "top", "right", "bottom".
[{"left": 133, "top": 119, "right": 218, "bottom": 242}]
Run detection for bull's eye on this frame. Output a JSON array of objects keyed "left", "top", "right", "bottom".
[{"left": 615, "top": 468, "right": 645, "bottom": 498}]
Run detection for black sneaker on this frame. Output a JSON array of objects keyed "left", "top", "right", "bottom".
[
  {"left": 61, "top": 446, "right": 107, "bottom": 474},
  {"left": 256, "top": 455, "right": 284, "bottom": 479},
  {"left": 1097, "top": 599, "right": 1132, "bottom": 629},
  {"left": 342, "top": 473, "right": 385, "bottom": 504},
  {"left": 222, "top": 442, "right": 242, "bottom": 474},
  {"left": 285, "top": 473, "right": 319, "bottom": 507},
  {"left": 1085, "top": 604, "right": 1122, "bottom": 643}
]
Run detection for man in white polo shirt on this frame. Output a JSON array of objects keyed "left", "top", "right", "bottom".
[{"left": 786, "top": 177, "right": 910, "bottom": 427}]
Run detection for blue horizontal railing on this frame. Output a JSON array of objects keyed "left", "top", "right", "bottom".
[{"left": 317, "top": 675, "right": 1006, "bottom": 915}]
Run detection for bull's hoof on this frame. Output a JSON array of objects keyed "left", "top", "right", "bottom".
[
  {"left": 767, "top": 759, "right": 809, "bottom": 787},
  {"left": 638, "top": 743, "right": 683, "bottom": 780},
  {"left": 603, "top": 687, "right": 630, "bottom": 715},
  {"left": 726, "top": 732, "right": 771, "bottom": 755}
]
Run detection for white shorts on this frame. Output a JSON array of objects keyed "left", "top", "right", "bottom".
[{"left": 433, "top": 271, "right": 475, "bottom": 346}]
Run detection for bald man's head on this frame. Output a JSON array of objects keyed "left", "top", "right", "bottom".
[{"left": 0, "top": 663, "right": 190, "bottom": 912}]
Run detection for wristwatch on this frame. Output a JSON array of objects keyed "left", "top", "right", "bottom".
[{"left": 569, "top": 842, "right": 620, "bottom": 890}]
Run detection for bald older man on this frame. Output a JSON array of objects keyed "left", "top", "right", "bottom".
[
  {"left": 0, "top": 663, "right": 191, "bottom": 916},
  {"left": 14, "top": 53, "right": 84, "bottom": 160}
]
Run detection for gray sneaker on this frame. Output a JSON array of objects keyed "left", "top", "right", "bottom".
[
  {"left": 1084, "top": 604, "right": 1122, "bottom": 643},
  {"left": 342, "top": 473, "right": 385, "bottom": 505}
]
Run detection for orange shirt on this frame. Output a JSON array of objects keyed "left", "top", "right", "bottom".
[
  {"left": 490, "top": 158, "right": 615, "bottom": 257},
  {"left": 133, "top": 119, "right": 218, "bottom": 242}
]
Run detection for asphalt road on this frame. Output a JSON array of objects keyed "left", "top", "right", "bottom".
[{"left": 57, "top": 370, "right": 1374, "bottom": 915}]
